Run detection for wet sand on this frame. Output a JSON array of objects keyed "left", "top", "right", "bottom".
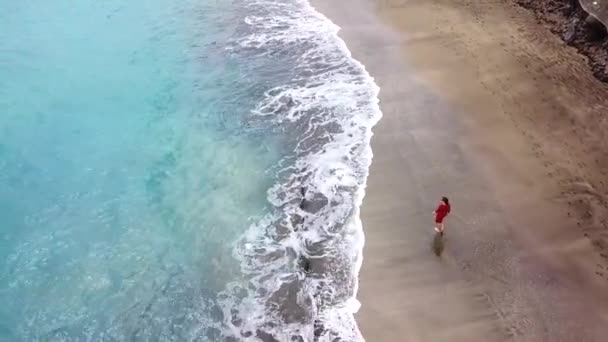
[{"left": 311, "top": 0, "right": 608, "bottom": 341}]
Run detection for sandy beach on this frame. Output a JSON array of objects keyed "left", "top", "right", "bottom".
[{"left": 311, "top": 0, "right": 608, "bottom": 341}]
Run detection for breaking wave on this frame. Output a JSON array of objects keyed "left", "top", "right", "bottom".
[{"left": 220, "top": 0, "right": 382, "bottom": 340}]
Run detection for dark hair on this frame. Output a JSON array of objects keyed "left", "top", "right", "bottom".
[{"left": 442, "top": 196, "right": 449, "bottom": 205}]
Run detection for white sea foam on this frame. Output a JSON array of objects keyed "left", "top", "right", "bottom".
[{"left": 220, "top": 0, "right": 382, "bottom": 340}]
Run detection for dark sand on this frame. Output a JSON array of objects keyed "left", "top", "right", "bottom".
[
  {"left": 311, "top": 0, "right": 608, "bottom": 340},
  {"left": 513, "top": 0, "right": 608, "bottom": 81}
]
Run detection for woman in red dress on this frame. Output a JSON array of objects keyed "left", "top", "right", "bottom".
[{"left": 434, "top": 197, "right": 451, "bottom": 235}]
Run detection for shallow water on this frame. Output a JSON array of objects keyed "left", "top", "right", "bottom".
[{"left": 0, "top": 0, "right": 381, "bottom": 340}]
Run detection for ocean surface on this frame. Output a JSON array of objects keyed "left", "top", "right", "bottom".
[{"left": 0, "top": 0, "right": 381, "bottom": 340}]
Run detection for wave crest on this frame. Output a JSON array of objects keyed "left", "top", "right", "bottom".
[{"left": 221, "top": 0, "right": 382, "bottom": 340}]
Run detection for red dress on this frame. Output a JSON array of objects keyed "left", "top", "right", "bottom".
[{"left": 435, "top": 202, "right": 451, "bottom": 223}]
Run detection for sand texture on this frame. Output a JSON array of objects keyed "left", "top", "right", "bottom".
[{"left": 311, "top": 0, "right": 608, "bottom": 341}]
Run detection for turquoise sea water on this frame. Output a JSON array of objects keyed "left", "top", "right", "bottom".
[
  {"left": 1, "top": 0, "right": 279, "bottom": 339},
  {"left": 1, "top": 0, "right": 381, "bottom": 340}
]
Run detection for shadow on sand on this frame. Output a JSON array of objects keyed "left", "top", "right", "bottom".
[{"left": 432, "top": 233, "right": 444, "bottom": 256}]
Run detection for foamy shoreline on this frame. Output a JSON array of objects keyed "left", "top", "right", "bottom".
[
  {"left": 302, "top": 2, "right": 383, "bottom": 341},
  {"left": 221, "top": 0, "right": 382, "bottom": 340}
]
